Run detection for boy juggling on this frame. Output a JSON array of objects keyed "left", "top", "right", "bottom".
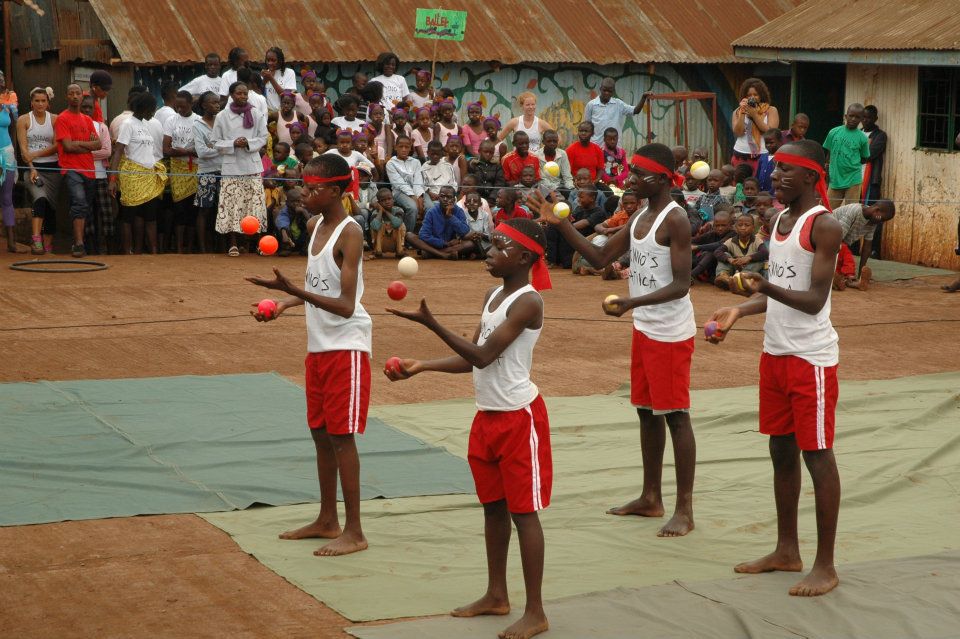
[
  {"left": 706, "top": 139, "right": 843, "bottom": 597},
  {"left": 247, "top": 154, "right": 371, "bottom": 557},
  {"left": 530, "top": 142, "right": 697, "bottom": 538},
  {"left": 384, "top": 218, "right": 553, "bottom": 639}
]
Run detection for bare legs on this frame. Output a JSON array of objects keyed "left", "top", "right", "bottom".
[
  {"left": 735, "top": 434, "right": 840, "bottom": 596},
  {"left": 279, "top": 428, "right": 367, "bottom": 557},
  {"left": 607, "top": 409, "right": 696, "bottom": 537},
  {"left": 452, "top": 500, "right": 548, "bottom": 639}
]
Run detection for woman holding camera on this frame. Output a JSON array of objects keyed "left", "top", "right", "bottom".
[{"left": 731, "top": 78, "right": 779, "bottom": 173}]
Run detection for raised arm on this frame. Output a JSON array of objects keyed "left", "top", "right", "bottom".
[{"left": 528, "top": 189, "right": 631, "bottom": 268}]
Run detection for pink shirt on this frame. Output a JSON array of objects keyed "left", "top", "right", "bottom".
[{"left": 461, "top": 124, "right": 485, "bottom": 156}]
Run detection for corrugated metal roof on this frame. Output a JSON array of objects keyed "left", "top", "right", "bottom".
[
  {"left": 86, "top": 0, "right": 802, "bottom": 65},
  {"left": 734, "top": 0, "right": 960, "bottom": 51}
]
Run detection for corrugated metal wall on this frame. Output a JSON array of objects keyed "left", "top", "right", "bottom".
[{"left": 846, "top": 63, "right": 960, "bottom": 269}]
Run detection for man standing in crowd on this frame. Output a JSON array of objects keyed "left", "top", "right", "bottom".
[
  {"left": 583, "top": 78, "right": 653, "bottom": 145},
  {"left": 860, "top": 105, "right": 887, "bottom": 258}
]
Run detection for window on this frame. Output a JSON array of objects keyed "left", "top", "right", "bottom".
[{"left": 917, "top": 67, "right": 960, "bottom": 151}]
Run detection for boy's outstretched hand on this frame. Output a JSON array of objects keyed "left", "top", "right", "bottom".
[
  {"left": 386, "top": 298, "right": 436, "bottom": 327},
  {"left": 246, "top": 267, "right": 294, "bottom": 294},
  {"left": 602, "top": 295, "right": 633, "bottom": 318},
  {"left": 383, "top": 358, "right": 422, "bottom": 381},
  {"left": 526, "top": 190, "right": 563, "bottom": 224},
  {"left": 705, "top": 306, "right": 741, "bottom": 344}
]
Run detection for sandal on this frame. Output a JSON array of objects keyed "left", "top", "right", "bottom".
[{"left": 228, "top": 246, "right": 240, "bottom": 257}]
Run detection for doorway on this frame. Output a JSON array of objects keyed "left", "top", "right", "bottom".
[{"left": 794, "top": 63, "right": 847, "bottom": 144}]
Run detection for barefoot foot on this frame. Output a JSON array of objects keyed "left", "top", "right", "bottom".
[
  {"left": 499, "top": 611, "right": 549, "bottom": 639},
  {"left": 451, "top": 593, "right": 510, "bottom": 618},
  {"left": 279, "top": 519, "right": 342, "bottom": 540},
  {"left": 734, "top": 550, "right": 803, "bottom": 574},
  {"left": 314, "top": 531, "right": 368, "bottom": 556},
  {"left": 606, "top": 497, "right": 664, "bottom": 517},
  {"left": 657, "top": 511, "right": 694, "bottom": 537},
  {"left": 789, "top": 565, "right": 839, "bottom": 597}
]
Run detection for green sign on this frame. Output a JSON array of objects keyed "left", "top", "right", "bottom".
[{"left": 414, "top": 8, "right": 467, "bottom": 41}]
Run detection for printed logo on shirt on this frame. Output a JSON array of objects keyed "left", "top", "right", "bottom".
[
  {"left": 768, "top": 258, "right": 797, "bottom": 285},
  {"left": 305, "top": 268, "right": 330, "bottom": 292}
]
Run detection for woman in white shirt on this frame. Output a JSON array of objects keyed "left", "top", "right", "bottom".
[
  {"left": 108, "top": 91, "right": 166, "bottom": 254},
  {"left": 211, "top": 81, "right": 268, "bottom": 256},
  {"left": 261, "top": 47, "right": 297, "bottom": 113},
  {"left": 370, "top": 51, "right": 410, "bottom": 109},
  {"left": 219, "top": 47, "right": 250, "bottom": 99},
  {"left": 163, "top": 90, "right": 201, "bottom": 253},
  {"left": 193, "top": 91, "right": 222, "bottom": 253},
  {"left": 16, "top": 87, "right": 59, "bottom": 254}
]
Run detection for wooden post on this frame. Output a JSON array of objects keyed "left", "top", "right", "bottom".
[
  {"left": 429, "top": 7, "right": 442, "bottom": 91},
  {"left": 3, "top": 1, "right": 12, "bottom": 84}
]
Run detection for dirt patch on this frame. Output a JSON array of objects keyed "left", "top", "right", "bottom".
[{"left": 2, "top": 251, "right": 958, "bottom": 638}]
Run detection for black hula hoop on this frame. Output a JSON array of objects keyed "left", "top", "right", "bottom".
[{"left": 10, "top": 259, "right": 109, "bottom": 273}]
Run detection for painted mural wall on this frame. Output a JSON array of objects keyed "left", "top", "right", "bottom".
[
  {"left": 137, "top": 62, "right": 726, "bottom": 165},
  {"left": 846, "top": 63, "right": 960, "bottom": 269}
]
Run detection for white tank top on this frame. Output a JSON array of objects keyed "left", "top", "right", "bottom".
[
  {"left": 27, "top": 111, "right": 57, "bottom": 164},
  {"left": 304, "top": 217, "right": 373, "bottom": 354},
  {"left": 733, "top": 110, "right": 769, "bottom": 156},
  {"left": 473, "top": 285, "right": 541, "bottom": 411},
  {"left": 516, "top": 116, "right": 542, "bottom": 153},
  {"left": 764, "top": 206, "right": 839, "bottom": 367},
  {"left": 628, "top": 202, "right": 697, "bottom": 342}
]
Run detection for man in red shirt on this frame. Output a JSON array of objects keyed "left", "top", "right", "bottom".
[
  {"left": 88, "top": 70, "right": 113, "bottom": 124},
  {"left": 55, "top": 84, "right": 101, "bottom": 257},
  {"left": 566, "top": 121, "right": 605, "bottom": 180},
  {"left": 493, "top": 187, "right": 532, "bottom": 224},
  {"left": 501, "top": 131, "right": 540, "bottom": 184}
]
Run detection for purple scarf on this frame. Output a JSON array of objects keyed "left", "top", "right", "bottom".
[{"left": 230, "top": 101, "right": 255, "bottom": 129}]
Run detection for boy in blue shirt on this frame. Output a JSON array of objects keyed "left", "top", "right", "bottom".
[{"left": 405, "top": 185, "right": 476, "bottom": 259}]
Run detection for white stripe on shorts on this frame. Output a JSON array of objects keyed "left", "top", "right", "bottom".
[
  {"left": 814, "top": 365, "right": 825, "bottom": 449},
  {"left": 353, "top": 352, "right": 362, "bottom": 433},
  {"left": 348, "top": 352, "right": 357, "bottom": 433},
  {"left": 526, "top": 406, "right": 542, "bottom": 511}
]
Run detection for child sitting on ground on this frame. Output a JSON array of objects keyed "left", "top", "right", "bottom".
[
  {"left": 569, "top": 167, "right": 607, "bottom": 211},
  {"left": 355, "top": 164, "right": 377, "bottom": 235},
  {"left": 369, "top": 188, "right": 407, "bottom": 258},
  {"left": 274, "top": 187, "right": 311, "bottom": 256},
  {"left": 405, "top": 184, "right": 476, "bottom": 259},
  {"left": 458, "top": 174, "right": 493, "bottom": 219},
  {"left": 735, "top": 177, "right": 760, "bottom": 216},
  {"left": 682, "top": 174, "right": 706, "bottom": 211},
  {"left": 714, "top": 213, "right": 767, "bottom": 293},
  {"left": 494, "top": 187, "right": 532, "bottom": 225},
  {"left": 515, "top": 165, "right": 540, "bottom": 206},
  {"left": 411, "top": 107, "right": 434, "bottom": 161},
  {"left": 469, "top": 139, "right": 507, "bottom": 203},
  {"left": 695, "top": 169, "right": 727, "bottom": 222},
  {"left": 732, "top": 163, "right": 753, "bottom": 204},
  {"left": 443, "top": 135, "right": 467, "bottom": 186},
  {"left": 719, "top": 163, "right": 737, "bottom": 203},
  {"left": 463, "top": 191, "right": 494, "bottom": 256},
  {"left": 546, "top": 187, "right": 604, "bottom": 269},
  {"left": 690, "top": 207, "right": 735, "bottom": 283},
  {"left": 534, "top": 129, "right": 573, "bottom": 197},
  {"left": 482, "top": 115, "right": 508, "bottom": 163},
  {"left": 501, "top": 131, "right": 541, "bottom": 185},
  {"left": 600, "top": 127, "right": 629, "bottom": 188},
  {"left": 420, "top": 140, "right": 457, "bottom": 210}
]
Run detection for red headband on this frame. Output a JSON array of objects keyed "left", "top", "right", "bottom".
[
  {"left": 630, "top": 154, "right": 684, "bottom": 188},
  {"left": 302, "top": 173, "right": 352, "bottom": 184},
  {"left": 494, "top": 223, "right": 552, "bottom": 291},
  {"left": 772, "top": 151, "right": 832, "bottom": 212}
]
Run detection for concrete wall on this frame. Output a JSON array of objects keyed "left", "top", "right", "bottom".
[{"left": 846, "top": 63, "right": 960, "bottom": 269}]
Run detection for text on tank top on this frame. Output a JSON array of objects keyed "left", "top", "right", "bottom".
[
  {"left": 628, "top": 202, "right": 696, "bottom": 342},
  {"left": 764, "top": 206, "right": 839, "bottom": 366},
  {"left": 516, "top": 116, "right": 542, "bottom": 152},
  {"left": 28, "top": 112, "right": 57, "bottom": 163},
  {"left": 473, "top": 285, "right": 541, "bottom": 411},
  {"left": 304, "top": 216, "right": 373, "bottom": 354}
]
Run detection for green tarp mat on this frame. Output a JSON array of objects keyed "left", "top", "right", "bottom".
[
  {"left": 202, "top": 372, "right": 960, "bottom": 622},
  {"left": 347, "top": 551, "right": 960, "bottom": 639},
  {"left": 0, "top": 374, "right": 472, "bottom": 526},
  {"left": 865, "top": 258, "right": 954, "bottom": 281}
]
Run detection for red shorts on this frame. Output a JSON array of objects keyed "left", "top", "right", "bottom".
[
  {"left": 305, "top": 350, "right": 371, "bottom": 435},
  {"left": 759, "top": 353, "right": 838, "bottom": 450},
  {"left": 631, "top": 330, "right": 694, "bottom": 413},
  {"left": 468, "top": 395, "right": 552, "bottom": 514}
]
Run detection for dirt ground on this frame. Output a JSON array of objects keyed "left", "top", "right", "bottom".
[{"left": 2, "top": 251, "right": 959, "bottom": 638}]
